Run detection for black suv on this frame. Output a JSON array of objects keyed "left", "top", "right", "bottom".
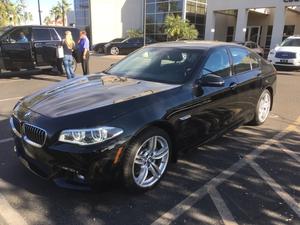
[{"left": 0, "top": 26, "right": 79, "bottom": 73}]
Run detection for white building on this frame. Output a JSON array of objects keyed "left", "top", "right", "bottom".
[
  {"left": 205, "top": 0, "right": 300, "bottom": 50},
  {"left": 89, "top": 0, "right": 143, "bottom": 45}
]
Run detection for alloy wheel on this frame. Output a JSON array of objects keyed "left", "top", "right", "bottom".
[
  {"left": 258, "top": 91, "right": 271, "bottom": 123},
  {"left": 132, "top": 136, "right": 169, "bottom": 188},
  {"left": 110, "top": 47, "right": 120, "bottom": 55}
]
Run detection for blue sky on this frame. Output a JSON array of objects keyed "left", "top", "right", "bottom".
[{"left": 15, "top": 0, "right": 74, "bottom": 25}]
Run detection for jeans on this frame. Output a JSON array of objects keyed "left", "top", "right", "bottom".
[{"left": 63, "top": 54, "right": 75, "bottom": 79}]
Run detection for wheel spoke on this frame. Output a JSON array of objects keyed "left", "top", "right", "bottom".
[
  {"left": 148, "top": 136, "right": 157, "bottom": 152},
  {"left": 134, "top": 155, "right": 145, "bottom": 165},
  {"left": 137, "top": 165, "right": 148, "bottom": 184},
  {"left": 149, "top": 162, "right": 161, "bottom": 178},
  {"left": 153, "top": 147, "right": 169, "bottom": 160}
]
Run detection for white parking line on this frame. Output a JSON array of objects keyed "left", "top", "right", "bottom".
[
  {"left": 0, "top": 138, "right": 13, "bottom": 144},
  {"left": 276, "top": 143, "right": 300, "bottom": 163},
  {"left": 247, "top": 160, "right": 300, "bottom": 218},
  {"left": 208, "top": 186, "right": 238, "bottom": 225},
  {"left": 0, "top": 194, "right": 28, "bottom": 225},
  {"left": 0, "top": 97, "right": 22, "bottom": 103},
  {"left": 152, "top": 117, "right": 300, "bottom": 225}
]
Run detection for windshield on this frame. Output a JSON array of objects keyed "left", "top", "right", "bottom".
[
  {"left": 106, "top": 47, "right": 204, "bottom": 84},
  {"left": 281, "top": 38, "right": 300, "bottom": 47},
  {"left": 0, "top": 26, "right": 10, "bottom": 36}
]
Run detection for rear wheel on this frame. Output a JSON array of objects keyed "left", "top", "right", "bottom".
[
  {"left": 250, "top": 89, "right": 272, "bottom": 125},
  {"left": 123, "top": 127, "right": 171, "bottom": 192}
]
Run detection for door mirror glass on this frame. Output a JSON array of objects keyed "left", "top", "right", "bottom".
[{"left": 200, "top": 74, "right": 225, "bottom": 87}]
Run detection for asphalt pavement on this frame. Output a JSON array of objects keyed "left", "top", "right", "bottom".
[{"left": 0, "top": 56, "right": 299, "bottom": 225}]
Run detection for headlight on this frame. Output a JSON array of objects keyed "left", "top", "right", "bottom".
[
  {"left": 269, "top": 50, "right": 275, "bottom": 55},
  {"left": 59, "top": 127, "right": 123, "bottom": 146}
]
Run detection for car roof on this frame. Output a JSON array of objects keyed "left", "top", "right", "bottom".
[
  {"left": 286, "top": 35, "right": 300, "bottom": 39},
  {"left": 6, "top": 25, "right": 78, "bottom": 30},
  {"left": 149, "top": 41, "right": 241, "bottom": 50}
]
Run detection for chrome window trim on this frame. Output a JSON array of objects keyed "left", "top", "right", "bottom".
[{"left": 9, "top": 117, "right": 22, "bottom": 138}]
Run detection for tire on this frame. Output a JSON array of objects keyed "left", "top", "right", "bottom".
[
  {"left": 123, "top": 127, "right": 171, "bottom": 192},
  {"left": 250, "top": 89, "right": 272, "bottom": 125},
  {"left": 110, "top": 46, "right": 120, "bottom": 55}
]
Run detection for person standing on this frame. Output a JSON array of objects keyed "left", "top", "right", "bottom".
[
  {"left": 62, "top": 31, "right": 76, "bottom": 79},
  {"left": 78, "top": 31, "right": 90, "bottom": 75}
]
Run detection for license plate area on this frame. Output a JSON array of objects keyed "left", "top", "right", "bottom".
[{"left": 280, "top": 59, "right": 288, "bottom": 63}]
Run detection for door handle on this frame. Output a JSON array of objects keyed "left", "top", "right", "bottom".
[{"left": 229, "top": 82, "right": 238, "bottom": 90}]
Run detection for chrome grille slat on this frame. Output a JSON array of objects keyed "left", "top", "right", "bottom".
[{"left": 23, "top": 123, "right": 47, "bottom": 148}]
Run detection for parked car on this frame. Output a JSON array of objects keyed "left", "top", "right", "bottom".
[
  {"left": 10, "top": 41, "right": 276, "bottom": 192},
  {"left": 104, "top": 37, "right": 155, "bottom": 55},
  {"left": 268, "top": 36, "right": 300, "bottom": 69},
  {"left": 92, "top": 38, "right": 125, "bottom": 53},
  {"left": 236, "top": 41, "right": 264, "bottom": 56},
  {"left": 0, "top": 25, "right": 80, "bottom": 73}
]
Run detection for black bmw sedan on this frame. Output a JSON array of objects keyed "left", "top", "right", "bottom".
[{"left": 10, "top": 41, "right": 276, "bottom": 192}]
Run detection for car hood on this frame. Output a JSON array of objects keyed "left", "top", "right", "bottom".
[
  {"left": 274, "top": 46, "right": 300, "bottom": 53},
  {"left": 20, "top": 74, "right": 180, "bottom": 118}
]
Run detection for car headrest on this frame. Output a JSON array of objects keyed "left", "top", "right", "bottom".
[{"left": 162, "top": 52, "right": 183, "bottom": 62}]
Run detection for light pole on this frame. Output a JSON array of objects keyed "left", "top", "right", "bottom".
[
  {"left": 37, "top": 0, "right": 42, "bottom": 25},
  {"left": 143, "top": 0, "right": 146, "bottom": 46}
]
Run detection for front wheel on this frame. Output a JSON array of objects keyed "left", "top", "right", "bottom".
[
  {"left": 123, "top": 127, "right": 171, "bottom": 192},
  {"left": 110, "top": 46, "right": 120, "bottom": 55},
  {"left": 250, "top": 89, "right": 272, "bottom": 125}
]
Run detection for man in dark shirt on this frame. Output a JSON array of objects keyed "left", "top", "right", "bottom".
[{"left": 78, "top": 31, "right": 90, "bottom": 75}]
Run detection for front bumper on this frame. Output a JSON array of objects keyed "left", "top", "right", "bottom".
[
  {"left": 268, "top": 56, "right": 300, "bottom": 67},
  {"left": 12, "top": 131, "right": 127, "bottom": 190}
]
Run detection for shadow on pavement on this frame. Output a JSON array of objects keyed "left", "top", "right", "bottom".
[
  {"left": 0, "top": 120, "right": 299, "bottom": 225},
  {"left": 0, "top": 69, "right": 65, "bottom": 83}
]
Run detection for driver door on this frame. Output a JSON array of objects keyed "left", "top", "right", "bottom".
[
  {"left": 177, "top": 48, "right": 241, "bottom": 147},
  {"left": 0, "top": 27, "right": 33, "bottom": 70}
]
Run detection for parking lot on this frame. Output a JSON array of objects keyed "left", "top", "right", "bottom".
[{"left": 0, "top": 55, "right": 300, "bottom": 225}]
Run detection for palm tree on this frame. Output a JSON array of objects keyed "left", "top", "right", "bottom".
[
  {"left": 164, "top": 14, "right": 198, "bottom": 41},
  {"left": 43, "top": 16, "right": 52, "bottom": 25},
  {"left": 0, "top": 0, "right": 32, "bottom": 26},
  {"left": 50, "top": 0, "right": 71, "bottom": 26}
]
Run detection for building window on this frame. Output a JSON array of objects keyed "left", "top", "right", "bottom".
[
  {"left": 145, "top": 0, "right": 207, "bottom": 42},
  {"left": 283, "top": 25, "right": 295, "bottom": 41},
  {"left": 265, "top": 25, "right": 273, "bottom": 50},
  {"left": 226, "top": 26, "right": 234, "bottom": 42},
  {"left": 186, "top": 0, "right": 207, "bottom": 39}
]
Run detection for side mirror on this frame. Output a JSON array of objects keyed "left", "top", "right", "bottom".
[{"left": 200, "top": 74, "right": 225, "bottom": 87}]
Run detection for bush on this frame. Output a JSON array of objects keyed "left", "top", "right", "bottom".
[{"left": 164, "top": 14, "right": 199, "bottom": 41}]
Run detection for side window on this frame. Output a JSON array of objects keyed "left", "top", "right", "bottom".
[
  {"left": 249, "top": 53, "right": 261, "bottom": 70},
  {"left": 202, "top": 48, "right": 231, "bottom": 77},
  {"left": 230, "top": 47, "right": 252, "bottom": 74},
  {"left": 32, "top": 28, "right": 51, "bottom": 41},
  {"left": 5, "top": 27, "right": 31, "bottom": 43},
  {"left": 50, "top": 29, "right": 60, "bottom": 41}
]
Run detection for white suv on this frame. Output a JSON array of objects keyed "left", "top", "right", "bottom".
[{"left": 268, "top": 36, "right": 300, "bottom": 68}]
